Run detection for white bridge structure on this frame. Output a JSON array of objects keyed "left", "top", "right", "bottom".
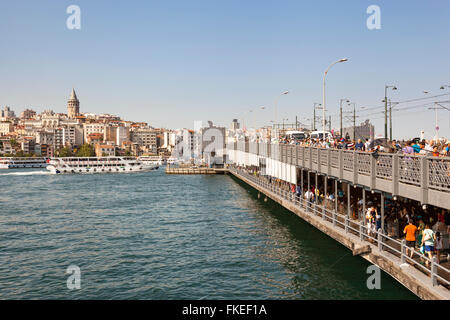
[{"left": 227, "top": 142, "right": 450, "bottom": 210}]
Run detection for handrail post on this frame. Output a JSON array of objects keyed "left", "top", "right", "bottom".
[
  {"left": 345, "top": 216, "right": 348, "bottom": 233},
  {"left": 327, "top": 149, "right": 331, "bottom": 176},
  {"left": 339, "top": 150, "right": 343, "bottom": 180},
  {"left": 370, "top": 155, "right": 376, "bottom": 190},
  {"left": 333, "top": 211, "right": 336, "bottom": 227},
  {"left": 323, "top": 176, "right": 327, "bottom": 221},
  {"left": 401, "top": 239, "right": 406, "bottom": 264},
  {"left": 360, "top": 221, "right": 364, "bottom": 241},
  {"left": 392, "top": 154, "right": 399, "bottom": 197},
  {"left": 353, "top": 151, "right": 358, "bottom": 185},
  {"left": 420, "top": 156, "right": 429, "bottom": 207},
  {"left": 309, "top": 146, "right": 313, "bottom": 170},
  {"left": 431, "top": 256, "right": 437, "bottom": 286},
  {"left": 302, "top": 147, "right": 305, "bottom": 168},
  {"left": 317, "top": 148, "right": 321, "bottom": 173},
  {"left": 378, "top": 232, "right": 382, "bottom": 251}
]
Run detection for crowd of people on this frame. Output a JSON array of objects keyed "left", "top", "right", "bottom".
[
  {"left": 247, "top": 167, "right": 450, "bottom": 266},
  {"left": 278, "top": 135, "right": 450, "bottom": 157},
  {"left": 402, "top": 214, "right": 449, "bottom": 266}
]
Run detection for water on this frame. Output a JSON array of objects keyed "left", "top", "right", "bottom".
[{"left": 0, "top": 168, "right": 417, "bottom": 299}]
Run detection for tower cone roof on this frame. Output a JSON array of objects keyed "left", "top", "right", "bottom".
[{"left": 69, "top": 88, "right": 78, "bottom": 101}]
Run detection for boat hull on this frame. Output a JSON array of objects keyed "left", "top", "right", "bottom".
[{"left": 46, "top": 164, "right": 158, "bottom": 174}]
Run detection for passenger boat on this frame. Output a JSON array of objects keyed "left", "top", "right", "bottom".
[
  {"left": 0, "top": 157, "right": 48, "bottom": 169},
  {"left": 46, "top": 157, "right": 159, "bottom": 174},
  {"left": 138, "top": 155, "right": 165, "bottom": 166},
  {"left": 166, "top": 156, "right": 178, "bottom": 165}
]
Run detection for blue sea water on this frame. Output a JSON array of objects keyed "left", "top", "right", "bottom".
[{"left": 0, "top": 168, "right": 417, "bottom": 299}]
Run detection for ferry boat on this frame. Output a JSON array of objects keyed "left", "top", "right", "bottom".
[
  {"left": 0, "top": 157, "right": 49, "bottom": 169},
  {"left": 46, "top": 157, "right": 159, "bottom": 174},
  {"left": 166, "top": 156, "right": 178, "bottom": 165},
  {"left": 138, "top": 155, "right": 165, "bottom": 166}
]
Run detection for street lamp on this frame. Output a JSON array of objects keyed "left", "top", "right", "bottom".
[
  {"left": 274, "top": 91, "right": 290, "bottom": 129},
  {"left": 429, "top": 103, "right": 441, "bottom": 141},
  {"left": 429, "top": 102, "right": 450, "bottom": 141},
  {"left": 252, "top": 106, "right": 266, "bottom": 132},
  {"left": 323, "top": 58, "right": 348, "bottom": 137},
  {"left": 384, "top": 85, "right": 397, "bottom": 139},
  {"left": 388, "top": 99, "right": 399, "bottom": 141},
  {"left": 282, "top": 118, "right": 288, "bottom": 130},
  {"left": 339, "top": 98, "right": 350, "bottom": 138},
  {"left": 350, "top": 102, "right": 356, "bottom": 141},
  {"left": 313, "top": 103, "right": 322, "bottom": 131}
]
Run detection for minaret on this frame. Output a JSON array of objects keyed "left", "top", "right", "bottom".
[{"left": 67, "top": 88, "right": 80, "bottom": 118}]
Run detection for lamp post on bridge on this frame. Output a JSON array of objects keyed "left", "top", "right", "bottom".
[
  {"left": 323, "top": 58, "right": 348, "bottom": 137},
  {"left": 340, "top": 98, "right": 350, "bottom": 138},
  {"left": 313, "top": 103, "right": 321, "bottom": 131},
  {"left": 384, "top": 85, "right": 397, "bottom": 140}
]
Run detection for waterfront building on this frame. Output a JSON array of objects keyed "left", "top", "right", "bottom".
[
  {"left": 96, "top": 114, "right": 122, "bottom": 122},
  {"left": 200, "top": 122, "right": 226, "bottom": 165},
  {"left": 83, "top": 123, "right": 106, "bottom": 143},
  {"left": 104, "top": 126, "right": 117, "bottom": 145},
  {"left": 131, "top": 127, "right": 158, "bottom": 154},
  {"left": 62, "top": 125, "right": 84, "bottom": 147},
  {"left": 35, "top": 129, "right": 55, "bottom": 147},
  {"left": 33, "top": 126, "right": 75, "bottom": 150},
  {"left": 19, "top": 109, "right": 36, "bottom": 120},
  {"left": 342, "top": 119, "right": 375, "bottom": 141},
  {"left": 104, "top": 125, "right": 130, "bottom": 147},
  {"left": 95, "top": 144, "right": 115, "bottom": 157},
  {"left": 20, "top": 137, "right": 34, "bottom": 154},
  {"left": 121, "top": 141, "right": 140, "bottom": 156},
  {"left": 40, "top": 144, "right": 53, "bottom": 157},
  {"left": 0, "top": 106, "right": 16, "bottom": 120},
  {"left": 0, "top": 122, "right": 14, "bottom": 136},
  {"left": 0, "top": 139, "right": 13, "bottom": 154},
  {"left": 116, "top": 126, "right": 130, "bottom": 146},
  {"left": 171, "top": 129, "right": 196, "bottom": 161},
  {"left": 86, "top": 132, "right": 104, "bottom": 145}
]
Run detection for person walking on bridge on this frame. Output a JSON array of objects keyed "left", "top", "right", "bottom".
[
  {"left": 421, "top": 224, "right": 436, "bottom": 268},
  {"left": 403, "top": 220, "right": 418, "bottom": 259}
]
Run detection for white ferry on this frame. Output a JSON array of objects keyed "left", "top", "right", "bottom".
[
  {"left": 138, "top": 155, "right": 165, "bottom": 166},
  {"left": 166, "top": 156, "right": 178, "bottom": 165},
  {"left": 0, "top": 157, "right": 49, "bottom": 169},
  {"left": 46, "top": 157, "right": 159, "bottom": 174}
]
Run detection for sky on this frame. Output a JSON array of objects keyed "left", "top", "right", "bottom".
[{"left": 0, "top": 0, "right": 449, "bottom": 139}]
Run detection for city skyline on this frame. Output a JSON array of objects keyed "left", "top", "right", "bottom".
[{"left": 1, "top": 1, "right": 449, "bottom": 139}]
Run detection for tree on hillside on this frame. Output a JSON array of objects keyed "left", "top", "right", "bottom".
[
  {"left": 76, "top": 144, "right": 95, "bottom": 157},
  {"left": 58, "top": 146, "right": 73, "bottom": 157}
]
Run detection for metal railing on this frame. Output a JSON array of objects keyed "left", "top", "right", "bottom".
[
  {"left": 227, "top": 143, "right": 450, "bottom": 209},
  {"left": 230, "top": 167, "right": 450, "bottom": 290}
]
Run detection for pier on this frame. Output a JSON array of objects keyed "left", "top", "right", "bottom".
[{"left": 165, "top": 165, "right": 228, "bottom": 175}]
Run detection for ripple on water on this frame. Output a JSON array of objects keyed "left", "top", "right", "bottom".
[{"left": 0, "top": 169, "right": 417, "bottom": 300}]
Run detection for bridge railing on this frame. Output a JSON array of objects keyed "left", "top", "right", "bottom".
[
  {"left": 230, "top": 167, "right": 450, "bottom": 290},
  {"left": 231, "top": 142, "right": 450, "bottom": 209}
]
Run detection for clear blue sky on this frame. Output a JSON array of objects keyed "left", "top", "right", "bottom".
[{"left": 1, "top": 0, "right": 449, "bottom": 139}]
